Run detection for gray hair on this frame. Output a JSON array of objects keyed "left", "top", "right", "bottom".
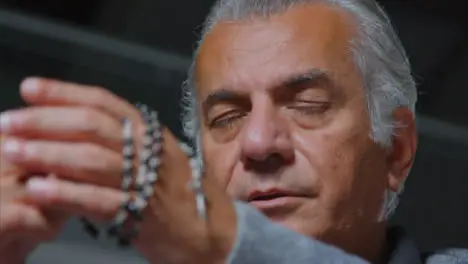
[{"left": 181, "top": 0, "right": 417, "bottom": 220}]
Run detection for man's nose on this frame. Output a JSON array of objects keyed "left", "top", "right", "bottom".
[{"left": 239, "top": 100, "right": 294, "bottom": 163}]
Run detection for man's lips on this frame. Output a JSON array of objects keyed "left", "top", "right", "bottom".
[
  {"left": 247, "top": 188, "right": 301, "bottom": 201},
  {"left": 247, "top": 188, "right": 310, "bottom": 210}
]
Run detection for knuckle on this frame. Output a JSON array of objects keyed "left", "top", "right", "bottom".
[
  {"left": 38, "top": 79, "right": 60, "bottom": 100},
  {"left": 5, "top": 207, "right": 22, "bottom": 224},
  {"left": 0, "top": 179, "right": 19, "bottom": 201},
  {"left": 1, "top": 206, "right": 28, "bottom": 232},
  {"left": 0, "top": 161, "right": 23, "bottom": 179},
  {"left": 86, "top": 185, "right": 101, "bottom": 199},
  {"left": 74, "top": 143, "right": 96, "bottom": 168},
  {"left": 33, "top": 78, "right": 50, "bottom": 97},
  {"left": 86, "top": 186, "right": 115, "bottom": 221},
  {"left": 78, "top": 107, "right": 98, "bottom": 125},
  {"left": 18, "top": 110, "right": 37, "bottom": 129},
  {"left": 35, "top": 142, "right": 57, "bottom": 162},
  {"left": 75, "top": 108, "right": 118, "bottom": 143},
  {"left": 40, "top": 181, "right": 65, "bottom": 206},
  {"left": 76, "top": 108, "right": 102, "bottom": 136},
  {"left": 77, "top": 144, "right": 109, "bottom": 173},
  {"left": 90, "top": 86, "right": 112, "bottom": 105},
  {"left": 76, "top": 107, "right": 114, "bottom": 138},
  {"left": 47, "top": 186, "right": 64, "bottom": 205}
]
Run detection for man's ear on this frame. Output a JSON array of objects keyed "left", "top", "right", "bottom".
[{"left": 386, "top": 108, "right": 418, "bottom": 192}]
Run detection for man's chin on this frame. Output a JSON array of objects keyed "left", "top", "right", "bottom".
[
  {"left": 250, "top": 197, "right": 322, "bottom": 232},
  {"left": 250, "top": 199, "right": 328, "bottom": 240}
]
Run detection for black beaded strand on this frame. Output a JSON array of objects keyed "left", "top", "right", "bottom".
[
  {"left": 107, "top": 119, "right": 135, "bottom": 239},
  {"left": 119, "top": 106, "right": 163, "bottom": 244},
  {"left": 180, "top": 141, "right": 206, "bottom": 219},
  {"left": 108, "top": 105, "right": 164, "bottom": 246},
  {"left": 79, "top": 103, "right": 207, "bottom": 247}
]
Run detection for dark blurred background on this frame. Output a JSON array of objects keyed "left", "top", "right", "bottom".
[{"left": 0, "top": 1, "right": 466, "bottom": 263}]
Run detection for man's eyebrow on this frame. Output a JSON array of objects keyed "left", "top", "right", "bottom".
[
  {"left": 202, "top": 89, "right": 244, "bottom": 116},
  {"left": 201, "top": 69, "right": 331, "bottom": 114},
  {"left": 282, "top": 69, "right": 330, "bottom": 88}
]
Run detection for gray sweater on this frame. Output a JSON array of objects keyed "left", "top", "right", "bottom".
[{"left": 227, "top": 202, "right": 468, "bottom": 264}]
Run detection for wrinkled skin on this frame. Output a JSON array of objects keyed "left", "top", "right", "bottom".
[{"left": 196, "top": 3, "right": 417, "bottom": 262}]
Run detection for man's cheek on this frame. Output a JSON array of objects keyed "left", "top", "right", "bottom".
[
  {"left": 205, "top": 154, "right": 237, "bottom": 190},
  {"left": 316, "top": 155, "right": 357, "bottom": 212}
]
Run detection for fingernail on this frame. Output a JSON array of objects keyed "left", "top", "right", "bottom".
[
  {"left": 0, "top": 113, "right": 10, "bottom": 131},
  {"left": 21, "top": 78, "right": 40, "bottom": 95},
  {"left": 26, "top": 178, "right": 55, "bottom": 198},
  {"left": 1, "top": 139, "right": 21, "bottom": 154}
]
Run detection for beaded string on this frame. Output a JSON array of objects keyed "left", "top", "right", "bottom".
[
  {"left": 180, "top": 142, "right": 206, "bottom": 219},
  {"left": 79, "top": 118, "right": 134, "bottom": 240},
  {"left": 106, "top": 118, "right": 137, "bottom": 245},
  {"left": 80, "top": 104, "right": 206, "bottom": 246}
]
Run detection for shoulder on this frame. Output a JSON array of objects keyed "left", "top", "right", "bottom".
[
  {"left": 386, "top": 226, "right": 468, "bottom": 264},
  {"left": 423, "top": 248, "right": 468, "bottom": 264}
]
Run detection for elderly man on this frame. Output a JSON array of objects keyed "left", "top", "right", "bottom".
[{"left": 0, "top": 0, "right": 466, "bottom": 263}]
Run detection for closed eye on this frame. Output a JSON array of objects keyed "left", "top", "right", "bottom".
[
  {"left": 288, "top": 101, "right": 330, "bottom": 114},
  {"left": 208, "top": 110, "right": 246, "bottom": 128}
]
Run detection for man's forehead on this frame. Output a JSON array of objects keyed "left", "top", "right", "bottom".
[{"left": 195, "top": 3, "right": 357, "bottom": 95}]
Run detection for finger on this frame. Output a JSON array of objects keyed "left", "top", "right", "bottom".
[
  {"left": 1, "top": 172, "right": 58, "bottom": 203},
  {"left": 0, "top": 173, "right": 64, "bottom": 246},
  {"left": 158, "top": 128, "right": 193, "bottom": 189},
  {"left": 25, "top": 178, "right": 124, "bottom": 222},
  {"left": 0, "top": 203, "right": 60, "bottom": 246},
  {"left": 0, "top": 107, "right": 123, "bottom": 151},
  {"left": 20, "top": 77, "right": 141, "bottom": 121},
  {"left": 1, "top": 138, "right": 122, "bottom": 188},
  {"left": 1, "top": 135, "right": 26, "bottom": 178},
  {"left": 0, "top": 172, "right": 70, "bottom": 223},
  {"left": 0, "top": 176, "right": 27, "bottom": 201}
]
